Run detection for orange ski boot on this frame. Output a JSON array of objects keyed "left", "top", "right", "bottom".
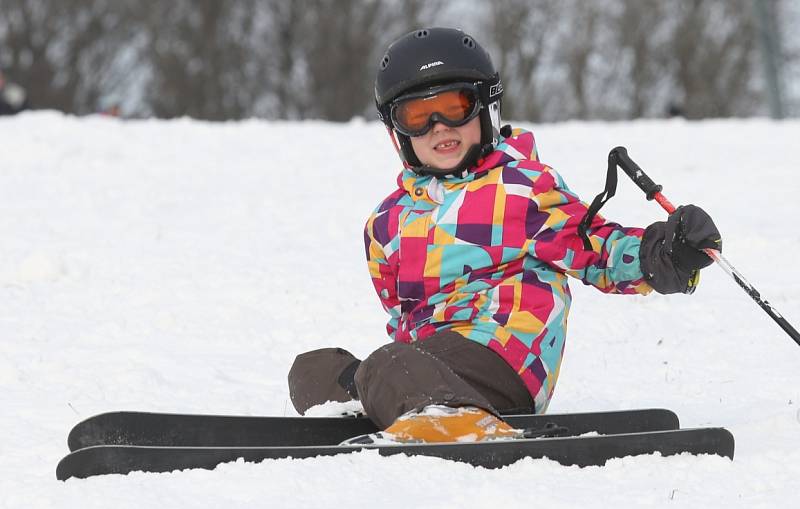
[{"left": 342, "top": 405, "right": 522, "bottom": 445}]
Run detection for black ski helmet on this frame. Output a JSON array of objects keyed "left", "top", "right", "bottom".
[{"left": 375, "top": 27, "right": 504, "bottom": 176}]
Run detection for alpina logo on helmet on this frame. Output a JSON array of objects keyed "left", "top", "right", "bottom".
[{"left": 419, "top": 61, "right": 444, "bottom": 71}]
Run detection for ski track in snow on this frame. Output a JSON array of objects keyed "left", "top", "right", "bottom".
[{"left": 1, "top": 112, "right": 799, "bottom": 508}]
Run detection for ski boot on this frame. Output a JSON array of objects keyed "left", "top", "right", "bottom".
[{"left": 341, "top": 405, "right": 523, "bottom": 445}]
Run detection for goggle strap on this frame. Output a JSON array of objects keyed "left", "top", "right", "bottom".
[{"left": 479, "top": 74, "right": 503, "bottom": 106}]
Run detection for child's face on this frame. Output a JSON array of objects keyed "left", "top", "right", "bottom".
[{"left": 409, "top": 117, "right": 482, "bottom": 170}]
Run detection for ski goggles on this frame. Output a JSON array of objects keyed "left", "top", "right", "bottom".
[{"left": 390, "top": 83, "right": 482, "bottom": 137}]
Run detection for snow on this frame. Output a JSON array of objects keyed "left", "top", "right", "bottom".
[{"left": 2, "top": 111, "right": 799, "bottom": 507}]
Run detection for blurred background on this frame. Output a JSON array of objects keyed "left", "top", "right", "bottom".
[{"left": 0, "top": 0, "right": 796, "bottom": 121}]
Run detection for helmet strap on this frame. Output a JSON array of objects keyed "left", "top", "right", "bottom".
[
  {"left": 396, "top": 131, "right": 422, "bottom": 167},
  {"left": 479, "top": 102, "right": 496, "bottom": 147}
]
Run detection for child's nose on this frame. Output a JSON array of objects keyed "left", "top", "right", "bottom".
[{"left": 431, "top": 122, "right": 452, "bottom": 133}]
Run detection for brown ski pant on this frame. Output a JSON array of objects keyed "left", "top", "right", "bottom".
[{"left": 288, "top": 330, "right": 534, "bottom": 429}]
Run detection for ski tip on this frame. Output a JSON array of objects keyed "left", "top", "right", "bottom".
[
  {"left": 716, "top": 427, "right": 736, "bottom": 460},
  {"left": 67, "top": 411, "right": 126, "bottom": 451},
  {"left": 56, "top": 451, "right": 78, "bottom": 481},
  {"left": 57, "top": 445, "right": 127, "bottom": 481}
]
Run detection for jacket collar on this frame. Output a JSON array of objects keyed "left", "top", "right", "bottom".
[{"left": 397, "top": 128, "right": 539, "bottom": 193}]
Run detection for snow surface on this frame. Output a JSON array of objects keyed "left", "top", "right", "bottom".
[{"left": 1, "top": 112, "right": 799, "bottom": 508}]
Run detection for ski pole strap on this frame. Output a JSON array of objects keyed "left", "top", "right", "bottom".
[
  {"left": 578, "top": 147, "right": 663, "bottom": 250},
  {"left": 577, "top": 151, "right": 619, "bottom": 250}
]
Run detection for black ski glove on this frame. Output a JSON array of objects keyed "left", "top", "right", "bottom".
[{"left": 639, "top": 204, "right": 722, "bottom": 294}]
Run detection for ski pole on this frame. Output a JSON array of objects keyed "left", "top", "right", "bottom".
[{"left": 609, "top": 146, "right": 800, "bottom": 347}]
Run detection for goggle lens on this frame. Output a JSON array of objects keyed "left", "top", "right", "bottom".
[{"left": 392, "top": 88, "right": 479, "bottom": 136}]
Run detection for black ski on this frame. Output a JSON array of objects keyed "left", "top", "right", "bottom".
[
  {"left": 57, "top": 427, "right": 734, "bottom": 480},
  {"left": 68, "top": 408, "right": 679, "bottom": 451}
]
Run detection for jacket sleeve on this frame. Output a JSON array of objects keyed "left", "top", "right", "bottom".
[
  {"left": 364, "top": 211, "right": 401, "bottom": 338},
  {"left": 525, "top": 164, "right": 652, "bottom": 295}
]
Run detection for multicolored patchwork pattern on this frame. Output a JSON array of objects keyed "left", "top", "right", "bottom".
[{"left": 364, "top": 129, "right": 652, "bottom": 412}]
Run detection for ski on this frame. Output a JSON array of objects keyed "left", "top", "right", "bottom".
[
  {"left": 56, "top": 427, "right": 734, "bottom": 480},
  {"left": 68, "top": 408, "right": 679, "bottom": 451}
]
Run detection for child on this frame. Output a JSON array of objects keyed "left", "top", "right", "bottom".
[{"left": 288, "top": 27, "right": 721, "bottom": 443}]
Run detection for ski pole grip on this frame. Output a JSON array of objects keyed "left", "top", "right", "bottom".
[{"left": 611, "top": 146, "right": 663, "bottom": 200}]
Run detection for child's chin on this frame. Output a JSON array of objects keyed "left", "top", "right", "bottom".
[{"left": 429, "top": 152, "right": 465, "bottom": 169}]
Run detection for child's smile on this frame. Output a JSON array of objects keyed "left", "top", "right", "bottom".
[
  {"left": 434, "top": 139, "right": 461, "bottom": 153},
  {"left": 409, "top": 117, "right": 482, "bottom": 170}
]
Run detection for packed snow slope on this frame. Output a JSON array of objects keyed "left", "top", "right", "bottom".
[{"left": 1, "top": 112, "right": 799, "bottom": 508}]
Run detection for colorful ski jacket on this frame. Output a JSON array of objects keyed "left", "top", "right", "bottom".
[{"left": 364, "top": 128, "right": 652, "bottom": 412}]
